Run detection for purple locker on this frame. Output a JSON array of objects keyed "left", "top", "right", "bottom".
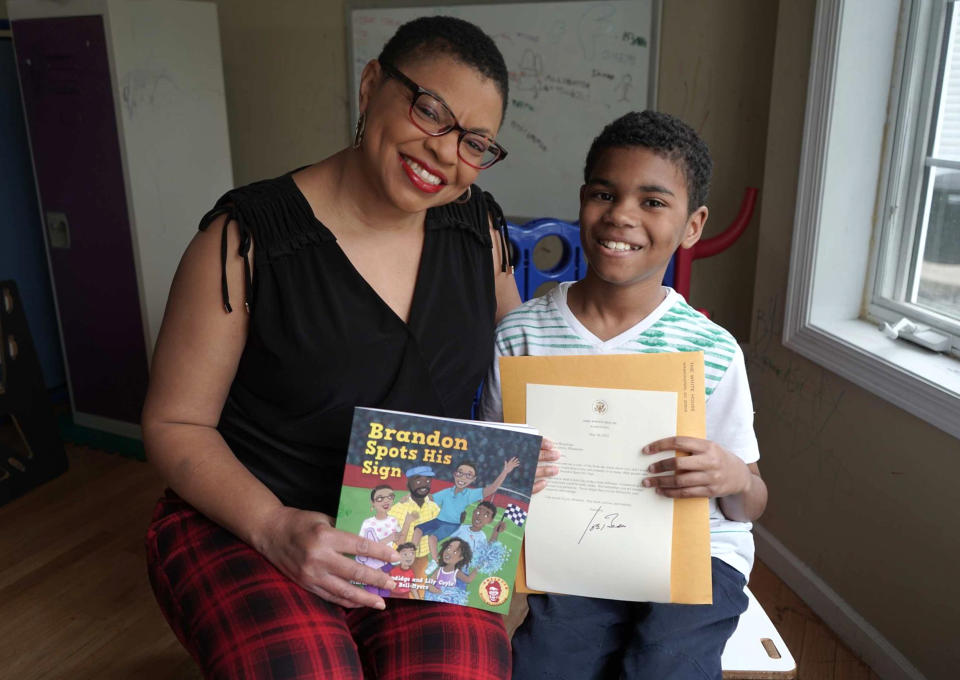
[{"left": 14, "top": 15, "right": 148, "bottom": 426}]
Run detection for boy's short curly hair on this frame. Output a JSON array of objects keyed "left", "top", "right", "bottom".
[
  {"left": 583, "top": 110, "right": 712, "bottom": 213},
  {"left": 476, "top": 500, "right": 498, "bottom": 518},
  {"left": 378, "top": 16, "right": 509, "bottom": 117}
]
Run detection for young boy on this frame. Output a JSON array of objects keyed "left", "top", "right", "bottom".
[
  {"left": 478, "top": 110, "right": 767, "bottom": 680},
  {"left": 381, "top": 542, "right": 418, "bottom": 598}
]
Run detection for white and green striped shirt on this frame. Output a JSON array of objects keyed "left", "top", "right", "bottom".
[{"left": 478, "top": 282, "right": 760, "bottom": 577}]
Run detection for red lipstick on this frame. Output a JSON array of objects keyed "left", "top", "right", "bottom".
[{"left": 400, "top": 154, "right": 446, "bottom": 194}]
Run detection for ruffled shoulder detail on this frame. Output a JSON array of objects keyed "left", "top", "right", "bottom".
[
  {"left": 200, "top": 175, "right": 335, "bottom": 250},
  {"left": 197, "top": 174, "right": 334, "bottom": 313}
]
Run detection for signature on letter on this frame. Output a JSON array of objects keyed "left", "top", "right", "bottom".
[{"left": 577, "top": 506, "right": 628, "bottom": 544}]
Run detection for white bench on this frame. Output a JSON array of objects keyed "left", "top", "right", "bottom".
[{"left": 721, "top": 587, "right": 797, "bottom": 679}]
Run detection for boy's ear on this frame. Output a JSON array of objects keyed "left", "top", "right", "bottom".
[
  {"left": 679, "top": 206, "right": 708, "bottom": 250},
  {"left": 579, "top": 184, "right": 588, "bottom": 203},
  {"left": 357, "top": 58, "right": 383, "bottom": 116}
]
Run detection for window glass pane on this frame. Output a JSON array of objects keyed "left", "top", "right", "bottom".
[
  {"left": 915, "top": 167, "right": 960, "bottom": 318},
  {"left": 933, "top": 5, "right": 960, "bottom": 161}
]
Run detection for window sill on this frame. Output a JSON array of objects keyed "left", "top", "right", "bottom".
[
  {"left": 784, "top": 0, "right": 960, "bottom": 441},
  {"left": 784, "top": 316, "right": 960, "bottom": 440}
]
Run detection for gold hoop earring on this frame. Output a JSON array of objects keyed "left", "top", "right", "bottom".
[
  {"left": 352, "top": 113, "right": 366, "bottom": 150},
  {"left": 454, "top": 186, "right": 472, "bottom": 204}
]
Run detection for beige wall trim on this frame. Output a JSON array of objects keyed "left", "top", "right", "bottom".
[
  {"left": 73, "top": 412, "right": 142, "bottom": 441},
  {"left": 754, "top": 524, "right": 927, "bottom": 680}
]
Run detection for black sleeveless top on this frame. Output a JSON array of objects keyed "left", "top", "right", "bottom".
[{"left": 199, "top": 174, "right": 509, "bottom": 516}]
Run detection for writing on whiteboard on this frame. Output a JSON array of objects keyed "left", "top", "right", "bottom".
[
  {"left": 510, "top": 120, "right": 548, "bottom": 153},
  {"left": 350, "top": 0, "right": 655, "bottom": 220}
]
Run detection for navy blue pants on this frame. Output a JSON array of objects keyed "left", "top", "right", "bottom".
[{"left": 512, "top": 558, "right": 748, "bottom": 680}]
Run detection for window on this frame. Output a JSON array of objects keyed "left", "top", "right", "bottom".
[
  {"left": 872, "top": 0, "right": 960, "bottom": 351},
  {"left": 784, "top": 0, "right": 960, "bottom": 441}
]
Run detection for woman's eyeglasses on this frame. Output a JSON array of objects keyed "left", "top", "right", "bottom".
[{"left": 380, "top": 62, "right": 508, "bottom": 170}]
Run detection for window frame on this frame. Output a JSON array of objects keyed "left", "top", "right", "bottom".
[
  {"left": 869, "top": 0, "right": 960, "bottom": 346},
  {"left": 784, "top": 0, "right": 960, "bottom": 442}
]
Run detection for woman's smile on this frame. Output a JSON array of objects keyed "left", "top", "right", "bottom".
[{"left": 400, "top": 153, "right": 445, "bottom": 193}]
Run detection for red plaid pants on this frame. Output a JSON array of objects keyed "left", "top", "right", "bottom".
[{"left": 146, "top": 494, "right": 511, "bottom": 679}]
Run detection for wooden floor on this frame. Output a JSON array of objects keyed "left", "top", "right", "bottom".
[{"left": 0, "top": 444, "right": 880, "bottom": 680}]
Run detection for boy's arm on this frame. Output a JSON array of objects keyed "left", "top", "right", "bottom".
[
  {"left": 641, "top": 438, "right": 767, "bottom": 522},
  {"left": 719, "top": 462, "right": 766, "bottom": 522},
  {"left": 482, "top": 457, "right": 520, "bottom": 498},
  {"left": 640, "top": 347, "right": 766, "bottom": 521},
  {"left": 396, "top": 511, "right": 418, "bottom": 542},
  {"left": 643, "top": 347, "right": 767, "bottom": 522}
]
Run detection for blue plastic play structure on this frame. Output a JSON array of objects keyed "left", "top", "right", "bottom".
[{"left": 508, "top": 218, "right": 677, "bottom": 302}]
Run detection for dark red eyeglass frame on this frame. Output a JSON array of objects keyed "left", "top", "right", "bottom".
[{"left": 380, "top": 62, "right": 508, "bottom": 170}]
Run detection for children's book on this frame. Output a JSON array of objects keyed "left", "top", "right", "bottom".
[
  {"left": 336, "top": 407, "right": 541, "bottom": 613},
  {"left": 500, "top": 352, "right": 712, "bottom": 604}
]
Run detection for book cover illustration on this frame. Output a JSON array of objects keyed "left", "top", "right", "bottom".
[{"left": 336, "top": 407, "right": 541, "bottom": 613}]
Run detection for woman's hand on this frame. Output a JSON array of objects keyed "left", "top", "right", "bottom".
[
  {"left": 532, "top": 437, "right": 560, "bottom": 494},
  {"left": 256, "top": 506, "right": 401, "bottom": 609}
]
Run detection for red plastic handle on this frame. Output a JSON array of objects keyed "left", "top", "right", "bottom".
[{"left": 674, "top": 187, "right": 759, "bottom": 301}]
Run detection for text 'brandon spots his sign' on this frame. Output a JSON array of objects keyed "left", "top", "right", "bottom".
[{"left": 361, "top": 422, "right": 466, "bottom": 480}]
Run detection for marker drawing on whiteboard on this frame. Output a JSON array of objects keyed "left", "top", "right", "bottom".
[
  {"left": 615, "top": 74, "right": 633, "bottom": 103},
  {"left": 516, "top": 49, "right": 544, "bottom": 99},
  {"left": 510, "top": 120, "right": 548, "bottom": 153},
  {"left": 578, "top": 4, "right": 616, "bottom": 60}
]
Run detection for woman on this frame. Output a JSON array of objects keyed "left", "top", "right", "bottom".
[{"left": 143, "top": 16, "right": 555, "bottom": 680}]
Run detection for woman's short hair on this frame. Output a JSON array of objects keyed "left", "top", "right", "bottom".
[{"left": 378, "top": 16, "right": 508, "bottom": 116}]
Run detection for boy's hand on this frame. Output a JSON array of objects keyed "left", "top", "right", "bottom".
[
  {"left": 532, "top": 438, "right": 560, "bottom": 494},
  {"left": 641, "top": 436, "right": 751, "bottom": 499},
  {"left": 502, "top": 456, "right": 521, "bottom": 474}
]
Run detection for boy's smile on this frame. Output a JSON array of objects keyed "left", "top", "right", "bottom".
[{"left": 578, "top": 146, "right": 706, "bottom": 292}]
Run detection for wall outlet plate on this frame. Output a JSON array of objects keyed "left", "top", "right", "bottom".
[{"left": 45, "top": 211, "right": 70, "bottom": 249}]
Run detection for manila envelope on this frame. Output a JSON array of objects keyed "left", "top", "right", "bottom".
[{"left": 501, "top": 351, "right": 712, "bottom": 604}]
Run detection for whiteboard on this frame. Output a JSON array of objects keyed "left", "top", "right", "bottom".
[{"left": 349, "top": 1, "right": 658, "bottom": 220}]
